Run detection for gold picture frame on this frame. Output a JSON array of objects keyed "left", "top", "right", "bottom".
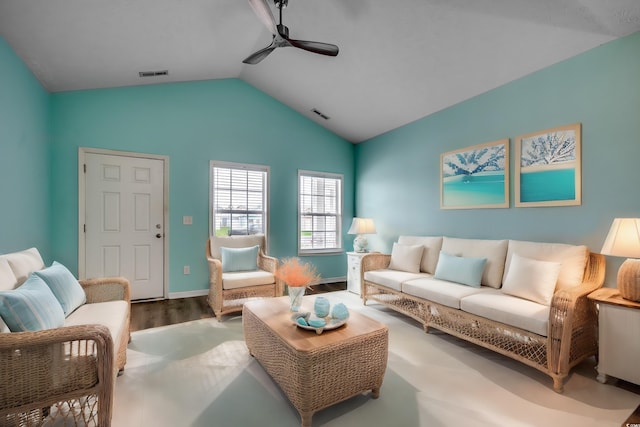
[
  {"left": 440, "top": 139, "right": 509, "bottom": 209},
  {"left": 515, "top": 123, "right": 581, "bottom": 207}
]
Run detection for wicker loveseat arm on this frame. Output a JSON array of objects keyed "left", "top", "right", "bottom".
[
  {"left": 361, "top": 253, "right": 391, "bottom": 273},
  {"left": 79, "top": 277, "right": 131, "bottom": 304},
  {"left": 0, "top": 324, "right": 115, "bottom": 426}
]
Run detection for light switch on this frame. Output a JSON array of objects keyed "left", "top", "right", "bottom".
[{"left": 183, "top": 216, "right": 193, "bottom": 225}]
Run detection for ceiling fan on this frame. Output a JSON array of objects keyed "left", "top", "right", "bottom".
[{"left": 243, "top": 0, "right": 339, "bottom": 64}]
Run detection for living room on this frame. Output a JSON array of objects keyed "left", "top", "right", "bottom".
[{"left": 2, "top": 1, "right": 640, "bottom": 426}]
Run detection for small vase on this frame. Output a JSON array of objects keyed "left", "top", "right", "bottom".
[
  {"left": 314, "top": 296, "right": 330, "bottom": 318},
  {"left": 288, "top": 285, "right": 306, "bottom": 311}
]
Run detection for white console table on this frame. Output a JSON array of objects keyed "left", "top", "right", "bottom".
[{"left": 588, "top": 288, "right": 640, "bottom": 386}]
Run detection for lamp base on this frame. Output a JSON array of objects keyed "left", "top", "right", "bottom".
[
  {"left": 353, "top": 235, "right": 368, "bottom": 253},
  {"left": 618, "top": 258, "right": 640, "bottom": 302}
]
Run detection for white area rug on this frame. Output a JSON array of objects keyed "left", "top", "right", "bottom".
[{"left": 113, "top": 291, "right": 639, "bottom": 426}]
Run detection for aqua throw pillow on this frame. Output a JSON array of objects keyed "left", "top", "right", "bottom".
[
  {"left": 221, "top": 245, "right": 259, "bottom": 272},
  {"left": 434, "top": 251, "right": 487, "bottom": 288},
  {"left": 34, "top": 261, "right": 86, "bottom": 316},
  {"left": 0, "top": 275, "right": 65, "bottom": 331}
]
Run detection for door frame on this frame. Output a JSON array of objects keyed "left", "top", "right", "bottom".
[{"left": 78, "top": 147, "right": 170, "bottom": 299}]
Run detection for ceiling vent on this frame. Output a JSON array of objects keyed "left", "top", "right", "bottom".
[
  {"left": 312, "top": 108, "right": 330, "bottom": 120},
  {"left": 138, "top": 70, "right": 169, "bottom": 78}
]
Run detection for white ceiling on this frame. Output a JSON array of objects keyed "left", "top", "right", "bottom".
[{"left": 1, "top": 0, "right": 639, "bottom": 143}]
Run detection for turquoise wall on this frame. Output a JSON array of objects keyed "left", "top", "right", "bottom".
[
  {"left": 355, "top": 31, "right": 640, "bottom": 286},
  {"left": 50, "top": 79, "right": 354, "bottom": 294},
  {"left": 0, "top": 37, "right": 51, "bottom": 258}
]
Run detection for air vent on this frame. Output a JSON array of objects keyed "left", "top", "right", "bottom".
[
  {"left": 311, "top": 108, "right": 330, "bottom": 120},
  {"left": 138, "top": 70, "right": 169, "bottom": 78}
]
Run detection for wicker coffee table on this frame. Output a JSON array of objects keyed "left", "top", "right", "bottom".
[{"left": 243, "top": 296, "right": 388, "bottom": 427}]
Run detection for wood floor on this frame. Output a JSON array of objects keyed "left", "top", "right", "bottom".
[{"left": 130, "top": 282, "right": 347, "bottom": 332}]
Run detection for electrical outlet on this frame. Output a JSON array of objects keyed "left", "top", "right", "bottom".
[
  {"left": 183, "top": 216, "right": 193, "bottom": 225},
  {"left": 183, "top": 266, "right": 190, "bottom": 275}
]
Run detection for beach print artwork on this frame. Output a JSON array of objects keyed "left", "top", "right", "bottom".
[
  {"left": 440, "top": 139, "right": 509, "bottom": 209},
  {"left": 515, "top": 123, "right": 581, "bottom": 207}
]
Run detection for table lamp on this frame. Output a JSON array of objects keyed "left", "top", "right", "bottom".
[
  {"left": 600, "top": 218, "right": 640, "bottom": 301},
  {"left": 348, "top": 218, "right": 376, "bottom": 253}
]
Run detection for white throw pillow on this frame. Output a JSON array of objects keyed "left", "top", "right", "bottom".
[
  {"left": 501, "top": 254, "right": 562, "bottom": 305},
  {"left": 388, "top": 243, "right": 424, "bottom": 273}
]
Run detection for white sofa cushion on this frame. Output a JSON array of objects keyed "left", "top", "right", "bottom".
[
  {"left": 364, "top": 269, "right": 429, "bottom": 292},
  {"left": 441, "top": 237, "right": 508, "bottom": 288},
  {"left": 398, "top": 236, "right": 443, "bottom": 274},
  {"left": 0, "top": 258, "right": 18, "bottom": 291},
  {"left": 503, "top": 240, "right": 588, "bottom": 291},
  {"left": 65, "top": 300, "right": 128, "bottom": 358},
  {"left": 222, "top": 270, "right": 275, "bottom": 290},
  {"left": 402, "top": 277, "right": 490, "bottom": 309},
  {"left": 388, "top": 243, "right": 424, "bottom": 273},
  {"left": 502, "top": 254, "right": 561, "bottom": 305},
  {"left": 3, "top": 248, "right": 45, "bottom": 285},
  {"left": 460, "top": 292, "right": 550, "bottom": 336}
]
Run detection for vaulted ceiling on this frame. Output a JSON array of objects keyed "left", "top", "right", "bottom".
[{"left": 1, "top": 0, "right": 639, "bottom": 143}]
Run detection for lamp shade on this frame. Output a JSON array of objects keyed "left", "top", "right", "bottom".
[
  {"left": 348, "top": 218, "right": 376, "bottom": 235},
  {"left": 600, "top": 218, "right": 640, "bottom": 258}
]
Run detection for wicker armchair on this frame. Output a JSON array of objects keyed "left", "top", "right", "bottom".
[
  {"left": 0, "top": 276, "right": 130, "bottom": 426},
  {"left": 206, "top": 235, "right": 283, "bottom": 320}
]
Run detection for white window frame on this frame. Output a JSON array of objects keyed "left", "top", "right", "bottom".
[
  {"left": 210, "top": 160, "right": 269, "bottom": 238},
  {"left": 298, "top": 170, "right": 343, "bottom": 255}
]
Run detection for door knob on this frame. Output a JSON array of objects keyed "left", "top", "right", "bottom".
[{"left": 156, "top": 233, "right": 162, "bottom": 238}]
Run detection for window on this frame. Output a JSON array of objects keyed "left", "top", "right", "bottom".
[
  {"left": 298, "top": 170, "right": 343, "bottom": 254},
  {"left": 210, "top": 161, "right": 268, "bottom": 237}
]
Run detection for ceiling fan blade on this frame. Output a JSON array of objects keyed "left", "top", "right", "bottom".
[
  {"left": 242, "top": 45, "right": 277, "bottom": 64},
  {"left": 248, "top": 0, "right": 277, "bottom": 34},
  {"left": 287, "top": 39, "right": 339, "bottom": 57}
]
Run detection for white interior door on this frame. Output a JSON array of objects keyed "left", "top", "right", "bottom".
[{"left": 83, "top": 152, "right": 165, "bottom": 300}]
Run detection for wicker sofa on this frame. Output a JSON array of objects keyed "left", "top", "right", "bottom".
[
  {"left": 361, "top": 236, "right": 605, "bottom": 393},
  {"left": 0, "top": 248, "right": 131, "bottom": 426}
]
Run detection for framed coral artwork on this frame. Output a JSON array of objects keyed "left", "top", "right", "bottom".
[
  {"left": 515, "top": 123, "right": 581, "bottom": 207},
  {"left": 440, "top": 139, "right": 509, "bottom": 209}
]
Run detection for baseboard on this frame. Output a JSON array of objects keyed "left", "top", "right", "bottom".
[
  {"left": 168, "top": 289, "right": 209, "bottom": 299},
  {"left": 318, "top": 276, "right": 346, "bottom": 284}
]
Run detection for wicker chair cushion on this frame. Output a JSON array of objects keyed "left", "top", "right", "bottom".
[
  {"left": 221, "top": 245, "right": 259, "bottom": 272},
  {"left": 0, "top": 258, "right": 17, "bottom": 291},
  {"left": 65, "top": 300, "right": 129, "bottom": 358},
  {"left": 397, "top": 236, "right": 443, "bottom": 274},
  {"left": 441, "top": 238, "right": 508, "bottom": 289},
  {"left": 34, "top": 262, "right": 87, "bottom": 316},
  {"left": 0, "top": 275, "right": 65, "bottom": 332},
  {"left": 209, "top": 235, "right": 266, "bottom": 260},
  {"left": 402, "top": 278, "right": 492, "bottom": 309},
  {"left": 222, "top": 270, "right": 275, "bottom": 290},
  {"left": 388, "top": 243, "right": 424, "bottom": 273},
  {"left": 460, "top": 292, "right": 550, "bottom": 336},
  {"left": 501, "top": 255, "right": 561, "bottom": 305},
  {"left": 503, "top": 240, "right": 588, "bottom": 291},
  {"left": 2, "top": 247, "right": 45, "bottom": 286},
  {"left": 364, "top": 269, "right": 428, "bottom": 292}
]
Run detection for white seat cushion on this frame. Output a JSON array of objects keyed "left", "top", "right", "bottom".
[
  {"left": 222, "top": 270, "right": 275, "bottom": 290},
  {"left": 363, "top": 269, "right": 429, "bottom": 292},
  {"left": 402, "top": 277, "right": 492, "bottom": 309},
  {"left": 65, "top": 300, "right": 129, "bottom": 358},
  {"left": 460, "top": 292, "right": 550, "bottom": 336}
]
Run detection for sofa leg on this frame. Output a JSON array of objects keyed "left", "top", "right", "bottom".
[
  {"left": 552, "top": 376, "right": 564, "bottom": 393},
  {"left": 118, "top": 368, "right": 125, "bottom": 377}
]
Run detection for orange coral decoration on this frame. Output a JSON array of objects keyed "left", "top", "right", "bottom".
[{"left": 275, "top": 258, "right": 321, "bottom": 287}]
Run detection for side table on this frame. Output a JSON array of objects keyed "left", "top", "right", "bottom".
[
  {"left": 346, "top": 252, "right": 367, "bottom": 294},
  {"left": 588, "top": 288, "right": 640, "bottom": 386}
]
